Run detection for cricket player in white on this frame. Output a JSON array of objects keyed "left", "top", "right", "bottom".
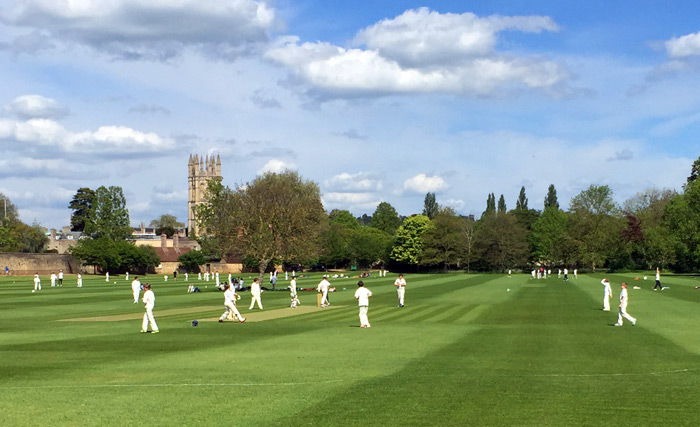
[
  {"left": 249, "top": 278, "right": 263, "bottom": 310},
  {"left": 33, "top": 273, "right": 41, "bottom": 292},
  {"left": 126, "top": 272, "right": 129, "bottom": 281},
  {"left": 141, "top": 284, "right": 159, "bottom": 333},
  {"left": 106, "top": 271, "right": 109, "bottom": 282},
  {"left": 219, "top": 284, "right": 245, "bottom": 323},
  {"left": 77, "top": 273, "right": 82, "bottom": 288},
  {"left": 131, "top": 276, "right": 142, "bottom": 303},
  {"left": 58, "top": 270, "right": 64, "bottom": 286},
  {"left": 50, "top": 272, "right": 57, "bottom": 287},
  {"left": 394, "top": 274, "right": 406, "bottom": 307},
  {"left": 614, "top": 283, "right": 636, "bottom": 327},
  {"left": 317, "top": 275, "right": 330, "bottom": 307},
  {"left": 354, "top": 281, "right": 372, "bottom": 328},
  {"left": 289, "top": 277, "right": 300, "bottom": 308},
  {"left": 601, "top": 279, "right": 613, "bottom": 311}
]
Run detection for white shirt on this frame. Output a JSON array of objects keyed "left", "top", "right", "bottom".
[
  {"left": 131, "top": 279, "right": 141, "bottom": 292},
  {"left": 58, "top": 271, "right": 64, "bottom": 279},
  {"left": 289, "top": 278, "right": 297, "bottom": 295},
  {"left": 601, "top": 280, "right": 612, "bottom": 296},
  {"left": 317, "top": 279, "right": 330, "bottom": 292},
  {"left": 51, "top": 273, "right": 57, "bottom": 282},
  {"left": 224, "top": 288, "right": 236, "bottom": 305},
  {"left": 143, "top": 290, "right": 155, "bottom": 310},
  {"left": 619, "top": 288, "right": 628, "bottom": 308},
  {"left": 251, "top": 281, "right": 261, "bottom": 295},
  {"left": 394, "top": 278, "right": 406, "bottom": 287},
  {"left": 354, "top": 287, "right": 372, "bottom": 306},
  {"left": 564, "top": 269, "right": 568, "bottom": 275},
  {"left": 34, "top": 274, "right": 40, "bottom": 284},
  {"left": 656, "top": 271, "right": 660, "bottom": 281}
]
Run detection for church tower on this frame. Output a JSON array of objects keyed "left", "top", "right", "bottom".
[{"left": 187, "top": 154, "right": 221, "bottom": 237}]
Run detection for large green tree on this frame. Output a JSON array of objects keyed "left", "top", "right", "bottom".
[
  {"left": 420, "top": 208, "right": 466, "bottom": 271},
  {"left": 544, "top": 184, "right": 559, "bottom": 210},
  {"left": 497, "top": 194, "right": 507, "bottom": 214},
  {"left": 68, "top": 188, "right": 96, "bottom": 232},
  {"left": 390, "top": 215, "right": 432, "bottom": 266},
  {"left": 348, "top": 227, "right": 393, "bottom": 268},
  {"left": 369, "top": 202, "right": 402, "bottom": 235},
  {"left": 178, "top": 249, "right": 207, "bottom": 273},
  {"left": 476, "top": 212, "right": 528, "bottom": 272},
  {"left": 84, "top": 186, "right": 132, "bottom": 241},
  {"left": 70, "top": 238, "right": 159, "bottom": 273},
  {"left": 422, "top": 193, "right": 439, "bottom": 220},
  {"left": 195, "top": 170, "right": 326, "bottom": 278},
  {"left": 530, "top": 207, "right": 570, "bottom": 265},
  {"left": 0, "top": 194, "right": 47, "bottom": 253}
]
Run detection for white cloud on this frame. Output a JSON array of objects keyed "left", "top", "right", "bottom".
[
  {"left": 443, "top": 199, "right": 465, "bottom": 210},
  {"left": 324, "top": 172, "right": 383, "bottom": 192},
  {"left": 0, "top": 118, "right": 175, "bottom": 153},
  {"left": 1, "top": 0, "right": 277, "bottom": 60},
  {"left": 266, "top": 9, "right": 567, "bottom": 98},
  {"left": 257, "top": 159, "right": 296, "bottom": 174},
  {"left": 665, "top": 31, "right": 700, "bottom": 58},
  {"left": 403, "top": 174, "right": 448, "bottom": 194},
  {"left": 4, "top": 94, "right": 69, "bottom": 119},
  {"left": 354, "top": 8, "right": 559, "bottom": 67},
  {"left": 322, "top": 192, "right": 380, "bottom": 211}
]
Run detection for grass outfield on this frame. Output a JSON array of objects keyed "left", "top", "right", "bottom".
[{"left": 2, "top": 272, "right": 700, "bottom": 426}]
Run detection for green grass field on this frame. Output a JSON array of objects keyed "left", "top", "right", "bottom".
[{"left": 2, "top": 271, "right": 700, "bottom": 426}]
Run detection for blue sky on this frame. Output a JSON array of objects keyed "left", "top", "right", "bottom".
[{"left": 1, "top": 0, "right": 699, "bottom": 229}]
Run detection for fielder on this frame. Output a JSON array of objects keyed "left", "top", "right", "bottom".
[
  {"left": 33, "top": 272, "right": 41, "bottom": 292},
  {"left": 219, "top": 283, "right": 245, "bottom": 323},
  {"left": 317, "top": 275, "right": 330, "bottom": 307},
  {"left": 354, "top": 281, "right": 372, "bottom": 328},
  {"left": 141, "top": 283, "right": 159, "bottom": 333},
  {"left": 58, "top": 270, "right": 63, "bottom": 286},
  {"left": 77, "top": 273, "right": 82, "bottom": 288},
  {"left": 249, "top": 278, "right": 263, "bottom": 310},
  {"left": 601, "top": 279, "right": 613, "bottom": 311},
  {"left": 50, "top": 272, "right": 57, "bottom": 287},
  {"left": 106, "top": 271, "right": 109, "bottom": 282},
  {"left": 614, "top": 282, "right": 636, "bottom": 327},
  {"left": 289, "top": 277, "right": 300, "bottom": 308},
  {"left": 394, "top": 274, "right": 406, "bottom": 307},
  {"left": 653, "top": 267, "right": 662, "bottom": 290},
  {"left": 131, "top": 276, "right": 142, "bottom": 303}
]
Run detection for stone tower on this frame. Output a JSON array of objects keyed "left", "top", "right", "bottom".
[{"left": 187, "top": 154, "right": 221, "bottom": 237}]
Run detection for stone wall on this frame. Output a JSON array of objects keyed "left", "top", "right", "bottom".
[{"left": 0, "top": 253, "right": 80, "bottom": 276}]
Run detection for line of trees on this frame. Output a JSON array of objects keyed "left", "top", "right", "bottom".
[{"left": 195, "top": 155, "right": 700, "bottom": 274}]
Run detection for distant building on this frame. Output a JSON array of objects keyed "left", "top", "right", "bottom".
[
  {"left": 188, "top": 154, "right": 221, "bottom": 237},
  {"left": 46, "top": 226, "right": 85, "bottom": 254}
]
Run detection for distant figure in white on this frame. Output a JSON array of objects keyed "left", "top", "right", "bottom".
[
  {"left": 394, "top": 274, "right": 406, "bottom": 307},
  {"left": 563, "top": 268, "right": 569, "bottom": 281},
  {"left": 289, "top": 277, "right": 300, "bottom": 308},
  {"left": 77, "top": 273, "right": 82, "bottom": 288},
  {"left": 131, "top": 276, "right": 142, "bottom": 303},
  {"left": 58, "top": 270, "right": 64, "bottom": 286},
  {"left": 33, "top": 272, "right": 41, "bottom": 292},
  {"left": 126, "top": 272, "right": 129, "bottom": 281},
  {"left": 249, "top": 278, "right": 263, "bottom": 310},
  {"left": 219, "top": 283, "right": 245, "bottom": 323},
  {"left": 50, "top": 272, "right": 57, "bottom": 287},
  {"left": 105, "top": 271, "right": 109, "bottom": 282},
  {"left": 601, "top": 279, "right": 613, "bottom": 311},
  {"left": 355, "top": 281, "right": 372, "bottom": 328},
  {"left": 185, "top": 272, "right": 189, "bottom": 281},
  {"left": 508, "top": 269, "right": 511, "bottom": 278},
  {"left": 198, "top": 272, "right": 202, "bottom": 281},
  {"left": 614, "top": 282, "right": 636, "bottom": 327},
  {"left": 317, "top": 275, "right": 330, "bottom": 307},
  {"left": 141, "top": 283, "right": 159, "bottom": 333},
  {"left": 557, "top": 269, "right": 561, "bottom": 278},
  {"left": 574, "top": 269, "right": 578, "bottom": 279}
]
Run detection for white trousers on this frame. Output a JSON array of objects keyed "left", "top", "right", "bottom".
[
  {"left": 142, "top": 308, "right": 158, "bottom": 331},
  {"left": 321, "top": 289, "right": 329, "bottom": 306},
  {"left": 249, "top": 293, "right": 263, "bottom": 310},
  {"left": 221, "top": 303, "right": 242, "bottom": 321},
  {"left": 359, "top": 306, "right": 370, "bottom": 327},
  {"left": 603, "top": 294, "right": 610, "bottom": 311},
  {"left": 34, "top": 281, "right": 41, "bottom": 291},
  {"left": 133, "top": 290, "right": 140, "bottom": 303},
  {"left": 397, "top": 287, "right": 405, "bottom": 306},
  {"left": 617, "top": 306, "right": 636, "bottom": 325}
]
